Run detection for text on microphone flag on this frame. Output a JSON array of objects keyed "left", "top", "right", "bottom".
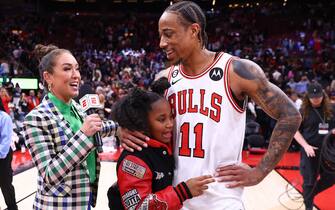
[
  {"left": 79, "top": 94, "right": 103, "bottom": 112},
  {"left": 82, "top": 100, "right": 87, "bottom": 109},
  {"left": 91, "top": 97, "right": 97, "bottom": 105}
]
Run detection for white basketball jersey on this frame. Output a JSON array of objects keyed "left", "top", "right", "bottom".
[{"left": 165, "top": 52, "right": 246, "bottom": 210}]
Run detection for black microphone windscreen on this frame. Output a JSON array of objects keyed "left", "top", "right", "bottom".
[{"left": 75, "top": 82, "right": 94, "bottom": 103}]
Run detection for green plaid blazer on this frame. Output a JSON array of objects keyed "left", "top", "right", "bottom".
[{"left": 23, "top": 95, "right": 117, "bottom": 210}]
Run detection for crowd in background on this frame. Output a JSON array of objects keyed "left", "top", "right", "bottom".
[{"left": 1, "top": 1, "right": 335, "bottom": 151}]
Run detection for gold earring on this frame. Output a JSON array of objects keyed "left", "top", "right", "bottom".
[{"left": 48, "top": 83, "right": 52, "bottom": 92}]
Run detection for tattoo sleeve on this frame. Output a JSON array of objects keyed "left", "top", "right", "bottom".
[{"left": 232, "top": 59, "right": 302, "bottom": 176}]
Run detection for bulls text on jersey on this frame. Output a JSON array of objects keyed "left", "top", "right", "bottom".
[{"left": 167, "top": 88, "right": 222, "bottom": 123}]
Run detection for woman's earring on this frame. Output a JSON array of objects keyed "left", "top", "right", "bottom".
[{"left": 48, "top": 83, "right": 52, "bottom": 92}]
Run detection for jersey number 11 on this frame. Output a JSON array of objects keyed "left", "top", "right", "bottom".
[{"left": 179, "top": 122, "right": 205, "bottom": 158}]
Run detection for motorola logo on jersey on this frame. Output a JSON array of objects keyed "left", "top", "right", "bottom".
[
  {"left": 209, "top": 67, "right": 223, "bottom": 81},
  {"left": 172, "top": 69, "right": 179, "bottom": 78}
]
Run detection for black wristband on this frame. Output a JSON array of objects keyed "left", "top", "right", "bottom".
[{"left": 181, "top": 182, "right": 193, "bottom": 199}]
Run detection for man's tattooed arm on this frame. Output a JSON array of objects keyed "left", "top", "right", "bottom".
[{"left": 232, "top": 59, "right": 302, "bottom": 177}]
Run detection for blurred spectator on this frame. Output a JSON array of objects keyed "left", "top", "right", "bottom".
[
  {"left": 96, "top": 86, "right": 106, "bottom": 106},
  {"left": 293, "top": 83, "right": 335, "bottom": 209},
  {"left": 272, "top": 69, "right": 282, "bottom": 83},
  {"left": 295, "top": 75, "right": 309, "bottom": 95},
  {"left": 117, "top": 87, "right": 128, "bottom": 99},
  {"left": 246, "top": 99, "right": 257, "bottom": 122},
  {"left": 18, "top": 92, "right": 29, "bottom": 117},
  {"left": 0, "top": 97, "right": 18, "bottom": 210},
  {"left": 12, "top": 83, "right": 21, "bottom": 106},
  {"left": 26, "top": 90, "right": 40, "bottom": 112},
  {"left": 287, "top": 78, "right": 297, "bottom": 91},
  {"left": 0, "top": 87, "right": 11, "bottom": 114},
  {"left": 290, "top": 91, "right": 303, "bottom": 110},
  {"left": 0, "top": 59, "right": 9, "bottom": 76},
  {"left": 92, "top": 69, "right": 102, "bottom": 82}
]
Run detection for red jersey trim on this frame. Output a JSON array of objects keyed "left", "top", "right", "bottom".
[
  {"left": 167, "top": 65, "right": 175, "bottom": 83},
  {"left": 164, "top": 65, "right": 175, "bottom": 98},
  {"left": 147, "top": 138, "right": 173, "bottom": 155},
  {"left": 224, "top": 57, "right": 245, "bottom": 113},
  {"left": 179, "top": 52, "right": 224, "bottom": 79}
]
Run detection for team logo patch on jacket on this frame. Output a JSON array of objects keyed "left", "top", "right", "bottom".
[
  {"left": 122, "top": 159, "right": 146, "bottom": 179},
  {"left": 122, "top": 189, "right": 141, "bottom": 209},
  {"left": 154, "top": 171, "right": 165, "bottom": 180},
  {"left": 138, "top": 194, "right": 168, "bottom": 210}
]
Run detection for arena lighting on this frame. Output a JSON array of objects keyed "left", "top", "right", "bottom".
[
  {"left": 228, "top": 2, "right": 263, "bottom": 9},
  {"left": 212, "top": 0, "right": 216, "bottom": 6},
  {"left": 11, "top": 30, "right": 23, "bottom": 35},
  {"left": 170, "top": 1, "right": 173, "bottom": 5}
]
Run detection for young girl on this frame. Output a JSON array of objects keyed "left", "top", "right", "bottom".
[{"left": 108, "top": 84, "right": 214, "bottom": 210}]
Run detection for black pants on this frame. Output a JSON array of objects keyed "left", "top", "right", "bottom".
[
  {"left": 0, "top": 149, "right": 18, "bottom": 210},
  {"left": 300, "top": 149, "right": 335, "bottom": 209}
]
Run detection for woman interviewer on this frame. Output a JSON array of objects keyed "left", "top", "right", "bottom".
[{"left": 23, "top": 44, "right": 118, "bottom": 210}]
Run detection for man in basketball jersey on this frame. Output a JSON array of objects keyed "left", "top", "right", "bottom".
[{"left": 118, "top": 1, "right": 302, "bottom": 209}]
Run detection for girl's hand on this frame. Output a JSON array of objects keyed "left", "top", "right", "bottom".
[{"left": 185, "top": 175, "right": 215, "bottom": 197}]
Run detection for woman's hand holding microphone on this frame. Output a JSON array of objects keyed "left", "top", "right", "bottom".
[{"left": 80, "top": 114, "right": 102, "bottom": 137}]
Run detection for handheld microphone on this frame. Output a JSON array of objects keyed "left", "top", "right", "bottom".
[{"left": 80, "top": 94, "right": 104, "bottom": 153}]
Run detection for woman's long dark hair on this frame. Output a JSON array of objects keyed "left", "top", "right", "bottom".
[{"left": 301, "top": 92, "right": 333, "bottom": 121}]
